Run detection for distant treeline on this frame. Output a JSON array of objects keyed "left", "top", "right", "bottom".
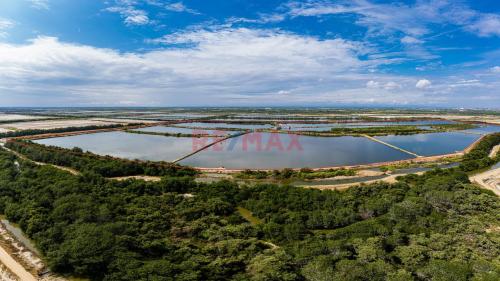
[
  {"left": 330, "top": 125, "right": 426, "bottom": 135},
  {"left": 459, "top": 133, "right": 500, "bottom": 171},
  {"left": 5, "top": 140, "right": 197, "bottom": 177},
  {"left": 429, "top": 123, "right": 477, "bottom": 131}
]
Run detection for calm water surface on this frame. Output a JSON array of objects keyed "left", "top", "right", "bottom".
[
  {"left": 377, "top": 132, "right": 480, "bottom": 156},
  {"left": 36, "top": 131, "right": 198, "bottom": 161},
  {"left": 35, "top": 130, "right": 484, "bottom": 169},
  {"left": 463, "top": 125, "right": 500, "bottom": 134},
  {"left": 180, "top": 133, "right": 412, "bottom": 169},
  {"left": 176, "top": 122, "right": 273, "bottom": 130},
  {"left": 133, "top": 126, "right": 237, "bottom": 135}
]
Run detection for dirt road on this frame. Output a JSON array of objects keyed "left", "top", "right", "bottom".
[
  {"left": 0, "top": 246, "right": 36, "bottom": 281},
  {"left": 300, "top": 172, "right": 425, "bottom": 191},
  {"left": 489, "top": 144, "right": 500, "bottom": 158},
  {"left": 470, "top": 167, "right": 500, "bottom": 196}
]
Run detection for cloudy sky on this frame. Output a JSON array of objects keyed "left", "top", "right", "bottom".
[{"left": 0, "top": 0, "right": 499, "bottom": 108}]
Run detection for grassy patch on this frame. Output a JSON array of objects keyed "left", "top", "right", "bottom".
[{"left": 237, "top": 207, "right": 262, "bottom": 225}]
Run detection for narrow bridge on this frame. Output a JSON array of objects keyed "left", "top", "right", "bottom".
[
  {"left": 172, "top": 131, "right": 249, "bottom": 164},
  {"left": 362, "top": 134, "right": 421, "bottom": 158}
]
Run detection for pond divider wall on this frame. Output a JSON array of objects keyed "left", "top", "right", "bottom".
[
  {"left": 361, "top": 134, "right": 421, "bottom": 157},
  {"left": 172, "top": 131, "right": 249, "bottom": 164}
]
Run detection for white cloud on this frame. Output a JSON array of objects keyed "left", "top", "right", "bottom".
[
  {"left": 401, "top": 36, "right": 423, "bottom": 45},
  {"left": 448, "top": 79, "right": 482, "bottom": 88},
  {"left": 105, "top": 2, "right": 150, "bottom": 26},
  {"left": 29, "top": 0, "right": 49, "bottom": 10},
  {"left": 227, "top": 13, "right": 286, "bottom": 25},
  {"left": 468, "top": 14, "right": 500, "bottom": 37},
  {"left": 491, "top": 66, "right": 500, "bottom": 73},
  {"left": 165, "top": 2, "right": 199, "bottom": 14},
  {"left": 366, "top": 80, "right": 380, "bottom": 88},
  {"left": 416, "top": 79, "right": 432, "bottom": 89},
  {"left": 384, "top": 81, "right": 400, "bottom": 90},
  {"left": 0, "top": 18, "right": 14, "bottom": 38},
  {"left": 0, "top": 31, "right": 497, "bottom": 107},
  {"left": 366, "top": 80, "right": 399, "bottom": 90},
  {"left": 283, "top": 0, "right": 500, "bottom": 39},
  {"left": 287, "top": 2, "right": 353, "bottom": 17},
  {"left": 0, "top": 31, "right": 374, "bottom": 105}
]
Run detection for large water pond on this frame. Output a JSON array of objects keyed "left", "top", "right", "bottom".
[
  {"left": 463, "top": 125, "right": 500, "bottom": 135},
  {"left": 133, "top": 126, "right": 238, "bottom": 135},
  {"left": 376, "top": 132, "right": 481, "bottom": 156},
  {"left": 176, "top": 122, "right": 273, "bottom": 130},
  {"left": 180, "top": 133, "right": 412, "bottom": 169},
  {"left": 34, "top": 130, "right": 485, "bottom": 169},
  {"left": 35, "top": 131, "right": 199, "bottom": 162}
]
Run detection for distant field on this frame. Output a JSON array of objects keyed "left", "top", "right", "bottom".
[
  {"left": 0, "top": 114, "right": 48, "bottom": 121},
  {"left": 0, "top": 119, "right": 119, "bottom": 130},
  {"left": 0, "top": 117, "right": 161, "bottom": 131},
  {"left": 90, "top": 118, "right": 159, "bottom": 124}
]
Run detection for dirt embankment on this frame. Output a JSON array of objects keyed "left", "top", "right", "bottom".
[
  {"left": 470, "top": 168, "right": 500, "bottom": 197},
  {"left": 109, "top": 175, "right": 161, "bottom": 182},
  {"left": 489, "top": 144, "right": 500, "bottom": 158},
  {"left": 0, "top": 222, "right": 41, "bottom": 281},
  {"left": 0, "top": 221, "right": 68, "bottom": 281},
  {"left": 0, "top": 262, "right": 21, "bottom": 281}
]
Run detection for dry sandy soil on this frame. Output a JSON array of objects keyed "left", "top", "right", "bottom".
[
  {"left": 109, "top": 175, "right": 162, "bottom": 182},
  {"left": 90, "top": 118, "right": 159, "bottom": 124},
  {"left": 489, "top": 145, "right": 500, "bottom": 158},
  {"left": 470, "top": 168, "right": 500, "bottom": 196},
  {"left": 0, "top": 118, "right": 162, "bottom": 131},
  {"left": 0, "top": 119, "right": 119, "bottom": 130},
  {"left": 302, "top": 172, "right": 426, "bottom": 191},
  {"left": 0, "top": 114, "right": 48, "bottom": 122}
]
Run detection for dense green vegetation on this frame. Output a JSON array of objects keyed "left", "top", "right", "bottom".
[
  {"left": 429, "top": 123, "right": 477, "bottom": 131},
  {"left": 235, "top": 168, "right": 356, "bottom": 180},
  {"left": 330, "top": 125, "right": 427, "bottom": 135},
  {"left": 460, "top": 133, "right": 500, "bottom": 171},
  {"left": 0, "top": 124, "right": 139, "bottom": 138},
  {"left": 0, "top": 133, "right": 498, "bottom": 280},
  {"left": 5, "top": 140, "right": 196, "bottom": 177}
]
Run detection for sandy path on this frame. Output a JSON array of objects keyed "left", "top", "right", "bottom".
[
  {"left": 0, "top": 245, "right": 36, "bottom": 281},
  {"left": 300, "top": 172, "right": 425, "bottom": 191},
  {"left": 109, "top": 175, "right": 161, "bottom": 182},
  {"left": 489, "top": 145, "right": 500, "bottom": 158},
  {"left": 470, "top": 168, "right": 500, "bottom": 196}
]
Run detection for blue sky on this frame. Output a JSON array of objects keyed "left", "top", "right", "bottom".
[{"left": 0, "top": 0, "right": 499, "bottom": 108}]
